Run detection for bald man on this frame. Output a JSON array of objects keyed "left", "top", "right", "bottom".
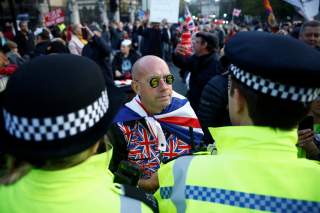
[{"left": 111, "top": 56, "right": 204, "bottom": 190}]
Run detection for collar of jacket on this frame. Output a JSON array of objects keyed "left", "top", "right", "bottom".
[
  {"left": 197, "top": 51, "right": 218, "bottom": 60},
  {"left": 209, "top": 126, "right": 298, "bottom": 160},
  {"left": 195, "top": 51, "right": 219, "bottom": 66},
  {"left": 23, "top": 149, "right": 114, "bottom": 189}
]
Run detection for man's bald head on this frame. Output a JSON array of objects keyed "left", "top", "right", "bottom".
[
  {"left": 131, "top": 55, "right": 173, "bottom": 114},
  {"left": 132, "top": 55, "right": 169, "bottom": 80}
]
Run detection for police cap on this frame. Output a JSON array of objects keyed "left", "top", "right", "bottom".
[{"left": 225, "top": 31, "right": 320, "bottom": 102}]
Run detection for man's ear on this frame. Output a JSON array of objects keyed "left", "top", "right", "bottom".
[
  {"left": 131, "top": 81, "right": 139, "bottom": 95},
  {"left": 202, "top": 41, "right": 208, "bottom": 50}
]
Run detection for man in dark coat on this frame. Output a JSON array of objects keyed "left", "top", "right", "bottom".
[
  {"left": 82, "top": 25, "right": 113, "bottom": 82},
  {"left": 198, "top": 56, "right": 231, "bottom": 144},
  {"left": 138, "top": 22, "right": 162, "bottom": 57},
  {"left": 14, "top": 21, "right": 35, "bottom": 58},
  {"left": 34, "top": 29, "right": 51, "bottom": 57},
  {"left": 172, "top": 31, "right": 220, "bottom": 113}
]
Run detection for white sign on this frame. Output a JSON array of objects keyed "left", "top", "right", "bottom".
[{"left": 149, "top": 0, "right": 179, "bottom": 23}]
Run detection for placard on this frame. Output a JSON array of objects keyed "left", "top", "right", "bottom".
[
  {"left": 149, "top": 0, "right": 179, "bottom": 23},
  {"left": 44, "top": 8, "right": 65, "bottom": 27}
]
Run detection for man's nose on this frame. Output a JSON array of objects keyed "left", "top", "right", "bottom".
[
  {"left": 309, "top": 34, "right": 317, "bottom": 40},
  {"left": 159, "top": 78, "right": 169, "bottom": 89}
]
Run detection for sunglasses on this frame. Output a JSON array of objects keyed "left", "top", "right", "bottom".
[{"left": 136, "top": 74, "right": 175, "bottom": 88}]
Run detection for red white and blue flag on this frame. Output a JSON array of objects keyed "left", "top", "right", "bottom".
[
  {"left": 114, "top": 91, "right": 203, "bottom": 146},
  {"left": 118, "top": 121, "right": 191, "bottom": 178},
  {"left": 184, "top": 5, "right": 195, "bottom": 31},
  {"left": 114, "top": 91, "right": 203, "bottom": 178}
]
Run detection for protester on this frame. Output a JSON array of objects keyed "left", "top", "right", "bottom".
[
  {"left": 155, "top": 32, "right": 320, "bottom": 212},
  {"left": 139, "top": 22, "right": 163, "bottom": 57},
  {"left": 3, "top": 22, "right": 14, "bottom": 41},
  {"left": 45, "top": 39, "right": 69, "bottom": 55},
  {"left": 68, "top": 24, "right": 87, "bottom": 55},
  {"left": 132, "top": 20, "right": 141, "bottom": 51},
  {"left": 172, "top": 31, "right": 221, "bottom": 113},
  {"left": 14, "top": 21, "right": 35, "bottom": 59},
  {"left": 109, "top": 21, "right": 125, "bottom": 51},
  {"left": 299, "top": 20, "right": 320, "bottom": 50},
  {"left": 0, "top": 47, "right": 16, "bottom": 94},
  {"left": 0, "top": 54, "right": 157, "bottom": 213},
  {"left": 161, "top": 19, "right": 172, "bottom": 61},
  {"left": 198, "top": 56, "right": 231, "bottom": 144},
  {"left": 112, "top": 39, "right": 140, "bottom": 80},
  {"left": 82, "top": 24, "right": 113, "bottom": 82},
  {"left": 2, "top": 41, "right": 26, "bottom": 66},
  {"left": 297, "top": 97, "right": 320, "bottom": 160},
  {"left": 111, "top": 56, "right": 203, "bottom": 190},
  {"left": 34, "top": 28, "right": 51, "bottom": 57}
]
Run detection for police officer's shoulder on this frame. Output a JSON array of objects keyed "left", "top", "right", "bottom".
[{"left": 113, "top": 183, "right": 159, "bottom": 213}]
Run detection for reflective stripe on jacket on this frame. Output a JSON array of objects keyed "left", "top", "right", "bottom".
[{"left": 155, "top": 126, "right": 320, "bottom": 212}]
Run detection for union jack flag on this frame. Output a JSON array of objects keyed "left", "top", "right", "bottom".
[
  {"left": 117, "top": 121, "right": 191, "bottom": 179},
  {"left": 114, "top": 91, "right": 203, "bottom": 178},
  {"left": 162, "top": 133, "right": 191, "bottom": 162},
  {"left": 184, "top": 5, "right": 195, "bottom": 31}
]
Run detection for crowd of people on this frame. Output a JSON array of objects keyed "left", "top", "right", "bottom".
[{"left": 0, "top": 16, "right": 320, "bottom": 212}]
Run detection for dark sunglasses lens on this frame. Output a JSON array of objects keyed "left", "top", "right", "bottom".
[
  {"left": 149, "top": 77, "right": 160, "bottom": 88},
  {"left": 166, "top": 75, "right": 174, "bottom": 84}
]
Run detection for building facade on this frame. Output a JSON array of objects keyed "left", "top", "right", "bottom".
[{"left": 0, "top": 0, "right": 141, "bottom": 30}]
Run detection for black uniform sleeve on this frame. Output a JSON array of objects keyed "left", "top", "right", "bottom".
[{"left": 107, "top": 123, "right": 129, "bottom": 173}]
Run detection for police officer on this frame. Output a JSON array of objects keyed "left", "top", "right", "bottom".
[
  {"left": 155, "top": 32, "right": 320, "bottom": 212},
  {"left": 0, "top": 54, "right": 157, "bottom": 213}
]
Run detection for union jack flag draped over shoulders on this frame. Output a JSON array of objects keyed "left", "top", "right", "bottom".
[
  {"left": 184, "top": 5, "right": 195, "bottom": 32},
  {"left": 114, "top": 91, "right": 204, "bottom": 149},
  {"left": 114, "top": 91, "right": 203, "bottom": 178}
]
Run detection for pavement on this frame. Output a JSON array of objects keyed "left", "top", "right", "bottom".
[{"left": 168, "top": 62, "right": 187, "bottom": 96}]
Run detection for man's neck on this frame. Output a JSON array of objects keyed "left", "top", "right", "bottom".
[{"left": 137, "top": 99, "right": 163, "bottom": 115}]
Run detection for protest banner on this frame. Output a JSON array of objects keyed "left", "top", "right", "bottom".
[{"left": 44, "top": 8, "right": 65, "bottom": 27}]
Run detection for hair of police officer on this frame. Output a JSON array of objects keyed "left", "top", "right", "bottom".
[
  {"left": 230, "top": 77, "right": 310, "bottom": 129},
  {"left": 0, "top": 137, "right": 112, "bottom": 185}
]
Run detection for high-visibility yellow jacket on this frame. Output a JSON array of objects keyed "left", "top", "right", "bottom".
[
  {"left": 0, "top": 151, "right": 153, "bottom": 213},
  {"left": 155, "top": 126, "right": 320, "bottom": 212}
]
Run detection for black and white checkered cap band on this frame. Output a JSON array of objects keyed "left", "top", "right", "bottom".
[
  {"left": 3, "top": 89, "right": 109, "bottom": 141},
  {"left": 229, "top": 64, "right": 320, "bottom": 102}
]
